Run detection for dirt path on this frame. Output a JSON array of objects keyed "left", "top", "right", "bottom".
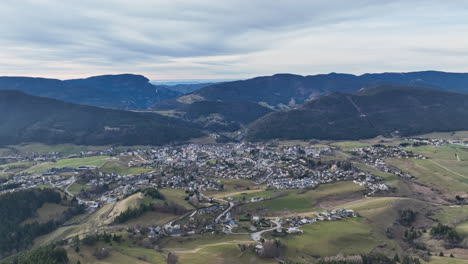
[
  {"left": 429, "top": 159, "right": 468, "bottom": 179},
  {"left": 168, "top": 240, "right": 252, "bottom": 254}
]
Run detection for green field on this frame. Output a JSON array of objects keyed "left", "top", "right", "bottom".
[
  {"left": 67, "top": 242, "right": 166, "bottom": 264},
  {"left": 456, "top": 221, "right": 468, "bottom": 236},
  {"left": 0, "top": 161, "right": 35, "bottom": 169},
  {"left": 25, "top": 156, "right": 110, "bottom": 174},
  {"left": 159, "top": 233, "right": 270, "bottom": 264},
  {"left": 387, "top": 144, "right": 468, "bottom": 193},
  {"left": 434, "top": 206, "right": 468, "bottom": 225},
  {"left": 176, "top": 242, "right": 275, "bottom": 264},
  {"left": 161, "top": 233, "right": 251, "bottom": 250},
  {"left": 407, "top": 145, "right": 468, "bottom": 161},
  {"left": 241, "top": 181, "right": 365, "bottom": 214},
  {"left": 114, "top": 245, "right": 166, "bottom": 263},
  {"left": 418, "top": 131, "right": 468, "bottom": 141},
  {"left": 388, "top": 158, "right": 468, "bottom": 193},
  {"left": 331, "top": 141, "right": 372, "bottom": 151},
  {"left": 280, "top": 218, "right": 380, "bottom": 261},
  {"left": 68, "top": 182, "right": 92, "bottom": 195},
  {"left": 159, "top": 189, "right": 195, "bottom": 210},
  {"left": 427, "top": 256, "right": 468, "bottom": 264}
]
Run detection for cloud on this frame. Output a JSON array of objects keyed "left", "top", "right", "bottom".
[{"left": 0, "top": 0, "right": 467, "bottom": 79}]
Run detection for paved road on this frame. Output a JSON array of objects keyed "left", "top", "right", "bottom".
[
  {"left": 250, "top": 219, "right": 281, "bottom": 242},
  {"left": 215, "top": 202, "right": 234, "bottom": 223},
  {"left": 64, "top": 176, "right": 77, "bottom": 197}
]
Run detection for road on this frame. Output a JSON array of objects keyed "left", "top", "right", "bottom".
[
  {"left": 166, "top": 211, "right": 194, "bottom": 228},
  {"left": 136, "top": 153, "right": 149, "bottom": 163},
  {"left": 250, "top": 219, "right": 281, "bottom": 242},
  {"left": 215, "top": 202, "right": 234, "bottom": 223},
  {"left": 64, "top": 176, "right": 77, "bottom": 197}
]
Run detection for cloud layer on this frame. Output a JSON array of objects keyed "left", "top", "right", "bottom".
[{"left": 0, "top": 0, "right": 467, "bottom": 79}]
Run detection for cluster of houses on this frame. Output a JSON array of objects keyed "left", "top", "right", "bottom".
[
  {"left": 131, "top": 204, "right": 228, "bottom": 239},
  {"left": 405, "top": 137, "right": 468, "bottom": 147},
  {"left": 0, "top": 151, "right": 60, "bottom": 165},
  {"left": 1, "top": 142, "right": 391, "bottom": 209},
  {"left": 352, "top": 145, "right": 425, "bottom": 179},
  {"left": 266, "top": 165, "right": 388, "bottom": 196},
  {"left": 281, "top": 208, "right": 359, "bottom": 234}
]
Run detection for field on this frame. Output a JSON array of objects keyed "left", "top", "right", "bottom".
[
  {"left": 456, "top": 221, "right": 468, "bottom": 236},
  {"left": 159, "top": 189, "right": 195, "bottom": 210},
  {"left": 25, "top": 156, "right": 110, "bottom": 174},
  {"left": 427, "top": 256, "right": 468, "bottom": 264},
  {"left": 331, "top": 141, "right": 372, "bottom": 151},
  {"left": 385, "top": 143, "right": 468, "bottom": 194},
  {"left": 67, "top": 242, "right": 166, "bottom": 264},
  {"left": 22, "top": 203, "right": 69, "bottom": 225},
  {"left": 280, "top": 218, "right": 381, "bottom": 262},
  {"left": 125, "top": 211, "right": 177, "bottom": 226},
  {"left": 241, "top": 181, "right": 365, "bottom": 215},
  {"left": 389, "top": 159, "right": 468, "bottom": 193},
  {"left": 434, "top": 206, "right": 468, "bottom": 225},
  {"left": 0, "top": 161, "right": 35, "bottom": 169},
  {"left": 418, "top": 131, "right": 468, "bottom": 141},
  {"left": 100, "top": 160, "right": 153, "bottom": 175},
  {"left": 0, "top": 161, "right": 35, "bottom": 175},
  {"left": 159, "top": 233, "right": 272, "bottom": 264},
  {"left": 176, "top": 242, "right": 275, "bottom": 264},
  {"left": 68, "top": 182, "right": 92, "bottom": 195}
]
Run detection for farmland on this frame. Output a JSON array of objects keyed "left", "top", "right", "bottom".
[{"left": 2, "top": 134, "right": 468, "bottom": 264}]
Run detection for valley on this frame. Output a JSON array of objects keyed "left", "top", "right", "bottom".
[{"left": 1, "top": 132, "right": 468, "bottom": 264}]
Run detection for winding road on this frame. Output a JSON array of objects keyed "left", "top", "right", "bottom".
[{"left": 250, "top": 219, "right": 281, "bottom": 242}]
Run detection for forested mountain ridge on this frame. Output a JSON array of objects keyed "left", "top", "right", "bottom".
[
  {"left": 0, "top": 90, "right": 203, "bottom": 145},
  {"left": 154, "top": 71, "right": 468, "bottom": 111},
  {"left": 244, "top": 85, "right": 468, "bottom": 140},
  {"left": 0, "top": 74, "right": 181, "bottom": 109}
]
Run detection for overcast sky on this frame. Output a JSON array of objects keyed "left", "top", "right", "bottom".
[{"left": 1, "top": 0, "right": 467, "bottom": 80}]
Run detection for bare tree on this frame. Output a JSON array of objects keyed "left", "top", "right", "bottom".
[
  {"left": 167, "top": 252, "right": 179, "bottom": 264},
  {"left": 261, "top": 240, "right": 282, "bottom": 258},
  {"left": 93, "top": 248, "right": 110, "bottom": 260}
]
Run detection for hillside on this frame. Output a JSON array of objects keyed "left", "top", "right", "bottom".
[
  {"left": 0, "top": 90, "right": 203, "bottom": 145},
  {"left": 155, "top": 71, "right": 468, "bottom": 110},
  {"left": 159, "top": 83, "right": 215, "bottom": 94},
  {"left": 0, "top": 74, "right": 181, "bottom": 109},
  {"left": 179, "top": 100, "right": 273, "bottom": 131},
  {"left": 244, "top": 86, "right": 468, "bottom": 140}
]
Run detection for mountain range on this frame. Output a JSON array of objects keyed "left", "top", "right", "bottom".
[
  {"left": 154, "top": 71, "right": 468, "bottom": 111},
  {"left": 244, "top": 85, "right": 468, "bottom": 141},
  {"left": 0, "top": 90, "right": 203, "bottom": 146},
  {"left": 2, "top": 70, "right": 468, "bottom": 145},
  {"left": 0, "top": 74, "right": 185, "bottom": 110}
]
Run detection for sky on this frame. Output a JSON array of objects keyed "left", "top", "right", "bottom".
[{"left": 0, "top": 0, "right": 467, "bottom": 80}]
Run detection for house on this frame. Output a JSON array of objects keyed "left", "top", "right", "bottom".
[
  {"left": 287, "top": 227, "right": 303, "bottom": 234},
  {"left": 148, "top": 230, "right": 156, "bottom": 238},
  {"left": 251, "top": 197, "right": 263, "bottom": 202}
]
